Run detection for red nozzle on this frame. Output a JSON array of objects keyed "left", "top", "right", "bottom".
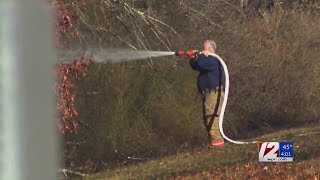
[
  {"left": 175, "top": 50, "right": 185, "bottom": 56},
  {"left": 175, "top": 50, "right": 197, "bottom": 57}
]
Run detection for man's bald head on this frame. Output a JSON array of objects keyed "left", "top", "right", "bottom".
[{"left": 203, "top": 40, "right": 217, "bottom": 53}]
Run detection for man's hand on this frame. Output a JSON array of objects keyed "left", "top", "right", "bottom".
[
  {"left": 186, "top": 50, "right": 198, "bottom": 57},
  {"left": 186, "top": 50, "right": 198, "bottom": 60}
]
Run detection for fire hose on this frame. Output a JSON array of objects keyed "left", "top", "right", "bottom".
[{"left": 175, "top": 50, "right": 258, "bottom": 145}]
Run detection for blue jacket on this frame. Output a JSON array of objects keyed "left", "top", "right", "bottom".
[{"left": 189, "top": 54, "right": 224, "bottom": 93}]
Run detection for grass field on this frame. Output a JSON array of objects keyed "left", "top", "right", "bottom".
[{"left": 72, "top": 124, "right": 320, "bottom": 179}]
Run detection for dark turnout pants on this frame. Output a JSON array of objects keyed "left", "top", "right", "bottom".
[{"left": 202, "top": 86, "right": 224, "bottom": 141}]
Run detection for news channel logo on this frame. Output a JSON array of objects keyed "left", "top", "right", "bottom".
[{"left": 258, "top": 142, "right": 293, "bottom": 162}]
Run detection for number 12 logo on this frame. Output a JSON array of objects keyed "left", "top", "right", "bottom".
[{"left": 259, "top": 142, "right": 279, "bottom": 161}]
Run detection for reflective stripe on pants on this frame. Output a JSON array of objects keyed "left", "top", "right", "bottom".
[{"left": 202, "top": 86, "right": 224, "bottom": 141}]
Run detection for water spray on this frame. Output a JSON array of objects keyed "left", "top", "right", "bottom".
[{"left": 57, "top": 49, "right": 176, "bottom": 64}]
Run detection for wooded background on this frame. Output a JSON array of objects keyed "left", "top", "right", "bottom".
[{"left": 53, "top": 0, "right": 320, "bottom": 172}]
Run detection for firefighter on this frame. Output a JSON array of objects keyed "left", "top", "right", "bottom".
[{"left": 189, "top": 40, "right": 225, "bottom": 147}]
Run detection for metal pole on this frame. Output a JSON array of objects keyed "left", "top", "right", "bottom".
[{"left": 1, "top": 1, "right": 58, "bottom": 179}]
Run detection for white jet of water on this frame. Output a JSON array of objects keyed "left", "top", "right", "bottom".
[{"left": 57, "top": 49, "right": 176, "bottom": 64}]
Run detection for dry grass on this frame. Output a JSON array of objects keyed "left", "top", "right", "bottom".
[{"left": 82, "top": 124, "right": 320, "bottom": 179}]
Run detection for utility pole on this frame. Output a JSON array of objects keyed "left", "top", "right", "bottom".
[{"left": 1, "top": 1, "right": 58, "bottom": 180}]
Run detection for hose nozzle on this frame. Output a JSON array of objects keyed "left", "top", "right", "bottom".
[{"left": 175, "top": 50, "right": 198, "bottom": 57}]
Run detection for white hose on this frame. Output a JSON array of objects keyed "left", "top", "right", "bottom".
[{"left": 207, "top": 53, "right": 258, "bottom": 144}]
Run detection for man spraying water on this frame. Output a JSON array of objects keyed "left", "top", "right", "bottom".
[
  {"left": 58, "top": 40, "right": 260, "bottom": 145},
  {"left": 189, "top": 40, "right": 225, "bottom": 147},
  {"left": 58, "top": 41, "right": 229, "bottom": 146}
]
